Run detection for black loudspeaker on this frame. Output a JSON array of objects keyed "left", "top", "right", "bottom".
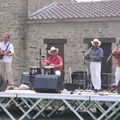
[
  {"left": 64, "top": 83, "right": 79, "bottom": 91},
  {"left": 117, "top": 80, "right": 120, "bottom": 94},
  {"left": 20, "top": 72, "right": 31, "bottom": 88},
  {"left": 0, "top": 75, "right": 7, "bottom": 92},
  {"left": 33, "top": 74, "right": 64, "bottom": 93},
  {"left": 71, "top": 71, "right": 87, "bottom": 88},
  {"left": 101, "top": 73, "right": 111, "bottom": 89}
]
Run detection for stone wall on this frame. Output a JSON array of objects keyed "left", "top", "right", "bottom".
[
  {"left": 27, "top": 20, "right": 120, "bottom": 83},
  {"left": 0, "top": 0, "right": 28, "bottom": 85}
]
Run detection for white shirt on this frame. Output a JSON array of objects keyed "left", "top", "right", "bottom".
[{"left": 0, "top": 41, "right": 14, "bottom": 62}]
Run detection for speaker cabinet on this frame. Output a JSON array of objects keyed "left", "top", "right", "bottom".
[
  {"left": 101, "top": 73, "right": 111, "bottom": 89},
  {"left": 64, "top": 83, "right": 79, "bottom": 91},
  {"left": 20, "top": 72, "right": 31, "bottom": 88},
  {"left": 0, "top": 75, "right": 7, "bottom": 92},
  {"left": 117, "top": 80, "right": 120, "bottom": 94},
  {"left": 71, "top": 71, "right": 87, "bottom": 88},
  {"left": 33, "top": 74, "right": 64, "bottom": 93}
]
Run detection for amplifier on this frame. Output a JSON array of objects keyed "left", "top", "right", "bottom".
[{"left": 71, "top": 71, "right": 111, "bottom": 89}]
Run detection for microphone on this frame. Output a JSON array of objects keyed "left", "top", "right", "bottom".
[
  {"left": 36, "top": 56, "right": 45, "bottom": 60},
  {"left": 82, "top": 50, "right": 85, "bottom": 53}
]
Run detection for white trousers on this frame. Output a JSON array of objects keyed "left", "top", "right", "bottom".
[
  {"left": 90, "top": 62, "right": 101, "bottom": 89},
  {"left": 115, "top": 67, "right": 120, "bottom": 86},
  {"left": 0, "top": 62, "right": 14, "bottom": 86},
  {"left": 55, "top": 70, "right": 61, "bottom": 76}
]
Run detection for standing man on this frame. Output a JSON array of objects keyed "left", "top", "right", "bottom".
[
  {"left": 83, "top": 38, "right": 103, "bottom": 92},
  {"left": 0, "top": 34, "right": 14, "bottom": 90},
  {"left": 44, "top": 46, "right": 63, "bottom": 76},
  {"left": 112, "top": 39, "right": 120, "bottom": 86}
]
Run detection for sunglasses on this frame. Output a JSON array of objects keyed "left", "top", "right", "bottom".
[{"left": 51, "top": 50, "right": 57, "bottom": 53}]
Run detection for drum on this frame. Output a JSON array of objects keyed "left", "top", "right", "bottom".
[
  {"left": 29, "top": 66, "right": 41, "bottom": 89},
  {"left": 44, "top": 66, "right": 55, "bottom": 75},
  {"left": 29, "top": 66, "right": 41, "bottom": 76}
]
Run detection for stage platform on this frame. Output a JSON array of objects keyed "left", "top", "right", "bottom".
[{"left": 0, "top": 89, "right": 120, "bottom": 120}]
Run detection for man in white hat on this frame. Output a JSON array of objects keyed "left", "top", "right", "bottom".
[
  {"left": 44, "top": 47, "right": 63, "bottom": 76},
  {"left": 83, "top": 38, "right": 103, "bottom": 92}
]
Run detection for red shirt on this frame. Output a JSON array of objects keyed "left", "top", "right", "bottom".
[
  {"left": 113, "top": 46, "right": 120, "bottom": 67},
  {"left": 44, "top": 55, "right": 63, "bottom": 72},
  {"left": 117, "top": 57, "right": 120, "bottom": 67}
]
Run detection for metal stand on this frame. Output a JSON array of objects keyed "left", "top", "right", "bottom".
[
  {"left": 86, "top": 62, "right": 93, "bottom": 90},
  {"left": 39, "top": 49, "right": 42, "bottom": 74},
  {"left": 83, "top": 60, "right": 92, "bottom": 90},
  {"left": 83, "top": 59, "right": 87, "bottom": 89}
]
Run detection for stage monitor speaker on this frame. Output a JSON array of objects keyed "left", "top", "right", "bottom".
[
  {"left": 117, "top": 80, "right": 120, "bottom": 94},
  {"left": 0, "top": 75, "right": 7, "bottom": 92},
  {"left": 33, "top": 74, "right": 64, "bottom": 93}
]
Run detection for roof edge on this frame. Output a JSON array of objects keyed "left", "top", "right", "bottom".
[
  {"left": 27, "top": 17, "right": 120, "bottom": 24},
  {"left": 28, "top": 2, "right": 57, "bottom": 18}
]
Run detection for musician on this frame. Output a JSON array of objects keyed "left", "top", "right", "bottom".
[
  {"left": 112, "top": 40, "right": 120, "bottom": 86},
  {"left": 0, "top": 34, "right": 14, "bottom": 90},
  {"left": 44, "top": 47, "right": 63, "bottom": 76},
  {"left": 83, "top": 38, "right": 103, "bottom": 92}
]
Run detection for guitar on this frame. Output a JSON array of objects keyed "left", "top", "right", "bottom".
[{"left": 0, "top": 50, "right": 11, "bottom": 59}]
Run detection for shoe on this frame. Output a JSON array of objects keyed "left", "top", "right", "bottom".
[
  {"left": 97, "top": 89, "right": 102, "bottom": 92},
  {"left": 94, "top": 89, "right": 97, "bottom": 92},
  {"left": 7, "top": 86, "right": 14, "bottom": 90},
  {"left": 94, "top": 89, "right": 102, "bottom": 92}
]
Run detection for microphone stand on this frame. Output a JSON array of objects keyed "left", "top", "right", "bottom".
[
  {"left": 82, "top": 46, "right": 93, "bottom": 90},
  {"left": 82, "top": 51, "right": 87, "bottom": 90},
  {"left": 39, "top": 49, "right": 42, "bottom": 74}
]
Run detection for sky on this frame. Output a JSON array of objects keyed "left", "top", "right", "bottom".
[{"left": 76, "top": 0, "right": 102, "bottom": 2}]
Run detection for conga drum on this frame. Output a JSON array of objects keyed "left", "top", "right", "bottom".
[
  {"left": 44, "top": 66, "right": 55, "bottom": 75},
  {"left": 29, "top": 66, "right": 41, "bottom": 89}
]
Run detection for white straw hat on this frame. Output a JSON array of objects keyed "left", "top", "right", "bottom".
[
  {"left": 48, "top": 47, "right": 59, "bottom": 55},
  {"left": 91, "top": 38, "right": 101, "bottom": 46}
]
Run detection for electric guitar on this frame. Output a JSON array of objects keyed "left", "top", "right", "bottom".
[{"left": 0, "top": 50, "right": 11, "bottom": 59}]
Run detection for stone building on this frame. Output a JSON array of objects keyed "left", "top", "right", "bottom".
[
  {"left": 0, "top": 0, "right": 120, "bottom": 86},
  {"left": 0, "top": 0, "right": 69, "bottom": 85}
]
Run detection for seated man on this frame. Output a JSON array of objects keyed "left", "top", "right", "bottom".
[{"left": 44, "top": 47, "right": 63, "bottom": 76}]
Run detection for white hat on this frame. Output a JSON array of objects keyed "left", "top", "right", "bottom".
[
  {"left": 48, "top": 47, "right": 59, "bottom": 55},
  {"left": 91, "top": 38, "right": 101, "bottom": 46}
]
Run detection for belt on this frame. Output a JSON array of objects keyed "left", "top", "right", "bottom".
[{"left": 91, "top": 60, "right": 101, "bottom": 62}]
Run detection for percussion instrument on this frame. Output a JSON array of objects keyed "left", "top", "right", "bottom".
[
  {"left": 29, "top": 66, "right": 41, "bottom": 76},
  {"left": 44, "top": 66, "right": 55, "bottom": 75},
  {"left": 112, "top": 47, "right": 120, "bottom": 59},
  {"left": 29, "top": 66, "right": 41, "bottom": 89}
]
